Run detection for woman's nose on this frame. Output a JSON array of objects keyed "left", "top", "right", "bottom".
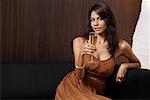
[{"left": 94, "top": 20, "right": 99, "bottom": 26}]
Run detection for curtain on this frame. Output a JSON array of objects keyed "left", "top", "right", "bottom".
[{"left": 132, "top": 0, "right": 150, "bottom": 69}]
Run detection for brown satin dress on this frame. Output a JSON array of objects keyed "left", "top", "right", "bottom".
[{"left": 55, "top": 54, "right": 115, "bottom": 100}]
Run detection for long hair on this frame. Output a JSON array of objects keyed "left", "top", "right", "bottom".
[{"left": 84, "top": 2, "right": 118, "bottom": 55}]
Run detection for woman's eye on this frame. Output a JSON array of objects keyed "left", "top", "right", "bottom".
[
  {"left": 90, "top": 18, "right": 94, "bottom": 21},
  {"left": 97, "top": 17, "right": 102, "bottom": 20},
  {"left": 90, "top": 17, "right": 102, "bottom": 22}
]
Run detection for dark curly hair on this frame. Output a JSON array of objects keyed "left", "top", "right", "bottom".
[{"left": 85, "top": 2, "right": 119, "bottom": 55}]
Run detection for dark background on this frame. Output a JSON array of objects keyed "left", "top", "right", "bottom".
[{"left": 1, "top": 0, "right": 142, "bottom": 63}]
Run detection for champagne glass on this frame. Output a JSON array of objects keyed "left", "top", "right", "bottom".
[{"left": 88, "top": 32, "right": 97, "bottom": 63}]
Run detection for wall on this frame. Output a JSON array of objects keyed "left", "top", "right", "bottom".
[{"left": 1, "top": 0, "right": 141, "bottom": 63}]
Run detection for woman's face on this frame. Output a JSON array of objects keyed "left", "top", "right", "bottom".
[{"left": 90, "top": 11, "right": 107, "bottom": 34}]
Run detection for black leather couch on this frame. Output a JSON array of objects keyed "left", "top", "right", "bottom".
[{"left": 1, "top": 62, "right": 150, "bottom": 100}]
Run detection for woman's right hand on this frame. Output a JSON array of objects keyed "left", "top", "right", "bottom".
[{"left": 80, "top": 40, "right": 96, "bottom": 56}]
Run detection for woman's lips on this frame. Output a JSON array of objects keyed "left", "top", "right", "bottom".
[{"left": 94, "top": 28, "right": 101, "bottom": 31}]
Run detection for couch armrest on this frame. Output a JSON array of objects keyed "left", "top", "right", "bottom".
[{"left": 107, "top": 65, "right": 150, "bottom": 99}]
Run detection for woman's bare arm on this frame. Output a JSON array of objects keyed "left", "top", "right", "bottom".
[
  {"left": 115, "top": 40, "right": 141, "bottom": 82},
  {"left": 73, "top": 37, "right": 85, "bottom": 66},
  {"left": 72, "top": 37, "right": 85, "bottom": 79},
  {"left": 119, "top": 40, "right": 141, "bottom": 68}
]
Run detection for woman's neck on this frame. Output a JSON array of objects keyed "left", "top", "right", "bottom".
[{"left": 97, "top": 32, "right": 105, "bottom": 44}]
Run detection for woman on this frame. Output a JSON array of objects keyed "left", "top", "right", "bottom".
[{"left": 55, "top": 2, "right": 141, "bottom": 100}]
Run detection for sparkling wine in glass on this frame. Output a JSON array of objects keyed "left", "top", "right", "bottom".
[
  {"left": 88, "top": 32, "right": 97, "bottom": 63},
  {"left": 89, "top": 32, "right": 97, "bottom": 45}
]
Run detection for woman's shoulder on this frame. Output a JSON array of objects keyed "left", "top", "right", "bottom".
[
  {"left": 114, "top": 40, "right": 131, "bottom": 58},
  {"left": 118, "top": 40, "right": 131, "bottom": 51},
  {"left": 72, "top": 36, "right": 86, "bottom": 45}
]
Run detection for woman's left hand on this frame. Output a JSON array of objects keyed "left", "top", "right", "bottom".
[{"left": 116, "top": 63, "right": 127, "bottom": 83}]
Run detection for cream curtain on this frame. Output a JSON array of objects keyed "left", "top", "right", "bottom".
[{"left": 132, "top": 0, "right": 150, "bottom": 69}]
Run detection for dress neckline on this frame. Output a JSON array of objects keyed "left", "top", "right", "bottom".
[{"left": 93, "top": 55, "right": 113, "bottom": 62}]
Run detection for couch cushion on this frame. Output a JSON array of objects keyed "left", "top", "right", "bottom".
[{"left": 1, "top": 62, "right": 74, "bottom": 99}]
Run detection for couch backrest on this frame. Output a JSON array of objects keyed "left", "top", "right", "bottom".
[
  {"left": 1, "top": 62, "right": 74, "bottom": 99},
  {"left": 2, "top": 63, "right": 150, "bottom": 99}
]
